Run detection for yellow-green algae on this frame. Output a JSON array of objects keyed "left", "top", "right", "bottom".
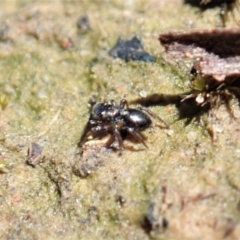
[{"left": 0, "top": 0, "right": 240, "bottom": 239}]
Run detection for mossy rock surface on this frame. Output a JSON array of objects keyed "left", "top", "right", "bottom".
[{"left": 0, "top": 1, "right": 240, "bottom": 239}]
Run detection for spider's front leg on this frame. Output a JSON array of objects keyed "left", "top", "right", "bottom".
[
  {"left": 80, "top": 124, "right": 110, "bottom": 145},
  {"left": 112, "top": 127, "right": 124, "bottom": 149}
]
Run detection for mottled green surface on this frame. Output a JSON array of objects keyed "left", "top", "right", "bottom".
[{"left": 0, "top": 1, "right": 240, "bottom": 239}]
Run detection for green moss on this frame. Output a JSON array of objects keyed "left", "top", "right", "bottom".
[{"left": 0, "top": 0, "right": 240, "bottom": 239}]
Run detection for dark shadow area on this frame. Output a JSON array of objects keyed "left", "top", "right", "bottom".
[
  {"left": 132, "top": 77, "right": 240, "bottom": 123},
  {"left": 131, "top": 93, "right": 210, "bottom": 124},
  {"left": 130, "top": 93, "right": 182, "bottom": 106},
  {"left": 160, "top": 28, "right": 240, "bottom": 57},
  {"left": 184, "top": 0, "right": 236, "bottom": 9},
  {"left": 176, "top": 97, "right": 211, "bottom": 124}
]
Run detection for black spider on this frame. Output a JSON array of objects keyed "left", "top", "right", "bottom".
[{"left": 79, "top": 99, "right": 169, "bottom": 150}]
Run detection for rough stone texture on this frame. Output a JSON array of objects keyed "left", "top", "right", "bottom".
[{"left": 0, "top": 0, "right": 240, "bottom": 239}]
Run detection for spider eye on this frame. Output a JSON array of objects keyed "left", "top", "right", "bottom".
[{"left": 92, "top": 103, "right": 106, "bottom": 119}]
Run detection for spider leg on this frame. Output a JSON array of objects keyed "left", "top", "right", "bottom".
[
  {"left": 228, "top": 86, "right": 240, "bottom": 96},
  {"left": 88, "top": 97, "right": 97, "bottom": 112},
  {"left": 219, "top": 2, "right": 228, "bottom": 27},
  {"left": 127, "top": 128, "right": 148, "bottom": 148},
  {"left": 224, "top": 97, "right": 235, "bottom": 118},
  {"left": 85, "top": 124, "right": 125, "bottom": 150},
  {"left": 80, "top": 130, "right": 95, "bottom": 144},
  {"left": 216, "top": 82, "right": 226, "bottom": 90},
  {"left": 109, "top": 99, "right": 116, "bottom": 106},
  {"left": 138, "top": 106, "right": 169, "bottom": 129},
  {"left": 80, "top": 124, "right": 110, "bottom": 145},
  {"left": 222, "top": 89, "right": 236, "bottom": 118},
  {"left": 120, "top": 99, "right": 128, "bottom": 110},
  {"left": 229, "top": 0, "right": 239, "bottom": 25},
  {"left": 181, "top": 93, "right": 196, "bottom": 102},
  {"left": 113, "top": 128, "right": 124, "bottom": 149}
]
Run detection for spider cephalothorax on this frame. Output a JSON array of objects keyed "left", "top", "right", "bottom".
[{"left": 79, "top": 99, "right": 169, "bottom": 150}]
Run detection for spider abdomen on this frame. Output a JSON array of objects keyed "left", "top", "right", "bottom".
[{"left": 123, "top": 109, "right": 152, "bottom": 131}]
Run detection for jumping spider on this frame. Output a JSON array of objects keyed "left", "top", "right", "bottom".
[{"left": 79, "top": 99, "right": 169, "bottom": 150}]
